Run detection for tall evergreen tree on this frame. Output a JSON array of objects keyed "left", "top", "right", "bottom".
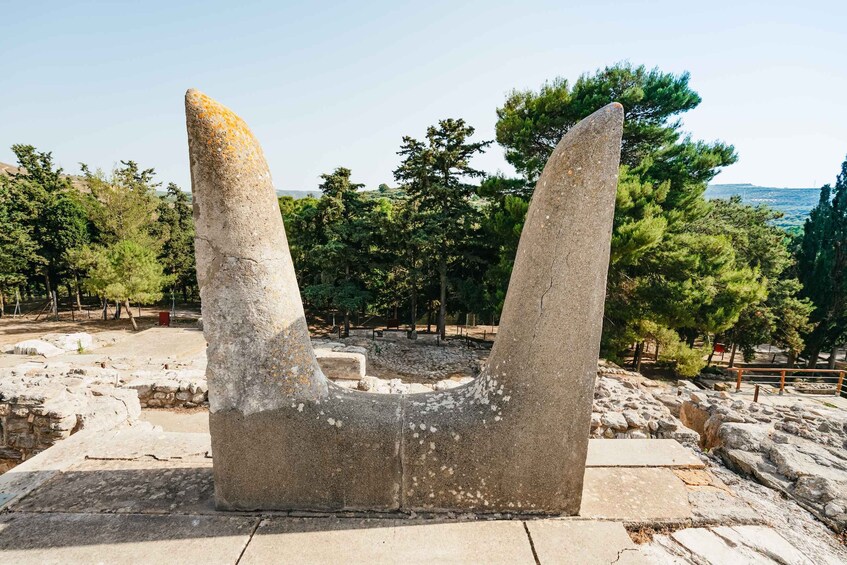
[
  {"left": 153, "top": 183, "right": 196, "bottom": 300},
  {"left": 394, "top": 119, "right": 490, "bottom": 338},
  {"left": 301, "top": 168, "right": 375, "bottom": 335},
  {"left": 796, "top": 155, "right": 847, "bottom": 366}
]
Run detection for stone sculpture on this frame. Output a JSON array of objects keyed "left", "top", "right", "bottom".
[{"left": 186, "top": 89, "right": 623, "bottom": 513}]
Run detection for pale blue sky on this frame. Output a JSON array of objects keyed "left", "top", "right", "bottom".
[{"left": 1, "top": 1, "right": 845, "bottom": 191}]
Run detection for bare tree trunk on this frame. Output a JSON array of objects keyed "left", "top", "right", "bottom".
[
  {"left": 343, "top": 310, "right": 350, "bottom": 338},
  {"left": 787, "top": 349, "right": 796, "bottom": 368},
  {"left": 409, "top": 281, "right": 418, "bottom": 340},
  {"left": 706, "top": 335, "right": 718, "bottom": 366},
  {"left": 74, "top": 276, "right": 82, "bottom": 310},
  {"left": 807, "top": 347, "right": 820, "bottom": 369},
  {"left": 438, "top": 259, "right": 447, "bottom": 340},
  {"left": 728, "top": 343, "right": 738, "bottom": 368},
  {"left": 426, "top": 300, "right": 432, "bottom": 333},
  {"left": 828, "top": 344, "right": 838, "bottom": 369},
  {"left": 0, "top": 290, "right": 5, "bottom": 318},
  {"left": 124, "top": 299, "right": 138, "bottom": 331}
]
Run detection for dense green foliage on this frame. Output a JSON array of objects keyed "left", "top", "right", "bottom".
[
  {"left": 0, "top": 62, "right": 833, "bottom": 373},
  {"left": 0, "top": 153, "right": 190, "bottom": 328},
  {"left": 795, "top": 156, "right": 847, "bottom": 366}
]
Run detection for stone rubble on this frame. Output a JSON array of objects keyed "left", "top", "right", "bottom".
[
  {"left": 123, "top": 369, "right": 208, "bottom": 408},
  {"left": 325, "top": 336, "right": 485, "bottom": 381},
  {"left": 11, "top": 332, "right": 96, "bottom": 358},
  {"left": 678, "top": 389, "right": 847, "bottom": 533},
  {"left": 591, "top": 363, "right": 700, "bottom": 445},
  {"left": 0, "top": 363, "right": 140, "bottom": 471}
]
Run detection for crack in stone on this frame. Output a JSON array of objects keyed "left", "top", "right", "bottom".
[
  {"left": 522, "top": 522, "right": 541, "bottom": 565},
  {"left": 609, "top": 547, "right": 638, "bottom": 564}
]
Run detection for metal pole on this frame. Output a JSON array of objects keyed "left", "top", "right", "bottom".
[
  {"left": 779, "top": 370, "right": 786, "bottom": 395},
  {"left": 735, "top": 368, "right": 743, "bottom": 392},
  {"left": 753, "top": 384, "right": 760, "bottom": 403},
  {"left": 836, "top": 371, "right": 844, "bottom": 397}
]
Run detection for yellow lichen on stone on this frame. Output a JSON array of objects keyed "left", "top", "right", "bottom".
[{"left": 187, "top": 89, "right": 261, "bottom": 165}]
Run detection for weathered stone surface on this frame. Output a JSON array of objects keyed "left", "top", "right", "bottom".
[
  {"left": 0, "top": 366, "right": 141, "bottom": 470},
  {"left": 13, "top": 458, "right": 215, "bottom": 515},
  {"left": 0, "top": 512, "right": 257, "bottom": 564},
  {"left": 240, "top": 518, "right": 536, "bottom": 565},
  {"left": 585, "top": 439, "right": 704, "bottom": 468},
  {"left": 12, "top": 339, "right": 65, "bottom": 357},
  {"left": 526, "top": 520, "right": 649, "bottom": 564},
  {"left": 580, "top": 467, "right": 693, "bottom": 521},
  {"left": 678, "top": 389, "right": 847, "bottom": 532},
  {"left": 593, "top": 372, "right": 699, "bottom": 443},
  {"left": 187, "top": 89, "right": 623, "bottom": 512},
  {"left": 313, "top": 349, "right": 366, "bottom": 380}
]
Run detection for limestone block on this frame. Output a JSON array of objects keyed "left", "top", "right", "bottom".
[
  {"left": 12, "top": 340, "right": 65, "bottom": 358},
  {"left": 313, "top": 350, "right": 366, "bottom": 380}
]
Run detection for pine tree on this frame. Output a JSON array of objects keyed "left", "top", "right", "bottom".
[
  {"left": 394, "top": 119, "right": 490, "bottom": 338},
  {"left": 796, "top": 155, "right": 847, "bottom": 366}
]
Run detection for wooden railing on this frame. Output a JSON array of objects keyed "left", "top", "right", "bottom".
[{"left": 734, "top": 367, "right": 845, "bottom": 396}]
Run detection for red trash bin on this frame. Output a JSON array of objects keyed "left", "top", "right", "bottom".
[{"left": 159, "top": 311, "right": 171, "bottom": 327}]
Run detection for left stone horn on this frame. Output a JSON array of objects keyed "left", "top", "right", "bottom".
[{"left": 185, "top": 89, "right": 327, "bottom": 414}]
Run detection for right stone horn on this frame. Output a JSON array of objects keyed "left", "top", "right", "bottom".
[{"left": 401, "top": 102, "right": 624, "bottom": 513}]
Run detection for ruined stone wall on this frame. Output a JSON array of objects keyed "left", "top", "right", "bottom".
[
  {"left": 124, "top": 370, "right": 208, "bottom": 409},
  {"left": 0, "top": 365, "right": 140, "bottom": 472}
]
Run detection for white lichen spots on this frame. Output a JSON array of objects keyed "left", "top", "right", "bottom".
[
  {"left": 503, "top": 396, "right": 511, "bottom": 402},
  {"left": 297, "top": 403, "right": 304, "bottom": 412},
  {"left": 412, "top": 432, "right": 419, "bottom": 438},
  {"left": 452, "top": 433, "right": 461, "bottom": 441},
  {"left": 429, "top": 426, "right": 437, "bottom": 433},
  {"left": 327, "top": 417, "right": 336, "bottom": 426},
  {"left": 494, "top": 416, "right": 501, "bottom": 422},
  {"left": 419, "top": 423, "right": 426, "bottom": 430},
  {"left": 408, "top": 422, "right": 416, "bottom": 430},
  {"left": 429, "top": 442, "right": 436, "bottom": 450},
  {"left": 335, "top": 420, "right": 343, "bottom": 428}
]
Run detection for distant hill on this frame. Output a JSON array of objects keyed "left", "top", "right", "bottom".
[
  {"left": 705, "top": 183, "right": 819, "bottom": 230},
  {"left": 276, "top": 189, "right": 320, "bottom": 199},
  {"left": 0, "top": 161, "right": 21, "bottom": 176}
]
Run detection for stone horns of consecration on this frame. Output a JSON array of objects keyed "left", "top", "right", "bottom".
[{"left": 186, "top": 88, "right": 624, "bottom": 514}]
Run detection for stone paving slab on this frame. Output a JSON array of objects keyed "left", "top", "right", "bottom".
[
  {"left": 585, "top": 439, "right": 704, "bottom": 468},
  {"left": 0, "top": 427, "right": 121, "bottom": 511},
  {"left": 580, "top": 467, "right": 693, "bottom": 521},
  {"left": 12, "top": 458, "right": 215, "bottom": 515},
  {"left": 0, "top": 512, "right": 256, "bottom": 564},
  {"left": 84, "top": 429, "right": 211, "bottom": 460},
  {"left": 239, "top": 517, "right": 536, "bottom": 565},
  {"left": 526, "top": 519, "right": 650, "bottom": 564}
]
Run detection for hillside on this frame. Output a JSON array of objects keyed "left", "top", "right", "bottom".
[{"left": 705, "top": 184, "right": 818, "bottom": 230}]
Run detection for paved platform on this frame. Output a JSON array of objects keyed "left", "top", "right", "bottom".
[{"left": 0, "top": 427, "right": 823, "bottom": 563}]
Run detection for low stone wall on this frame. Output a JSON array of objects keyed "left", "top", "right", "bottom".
[
  {"left": 0, "top": 364, "right": 140, "bottom": 471},
  {"left": 123, "top": 370, "right": 208, "bottom": 408}
]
